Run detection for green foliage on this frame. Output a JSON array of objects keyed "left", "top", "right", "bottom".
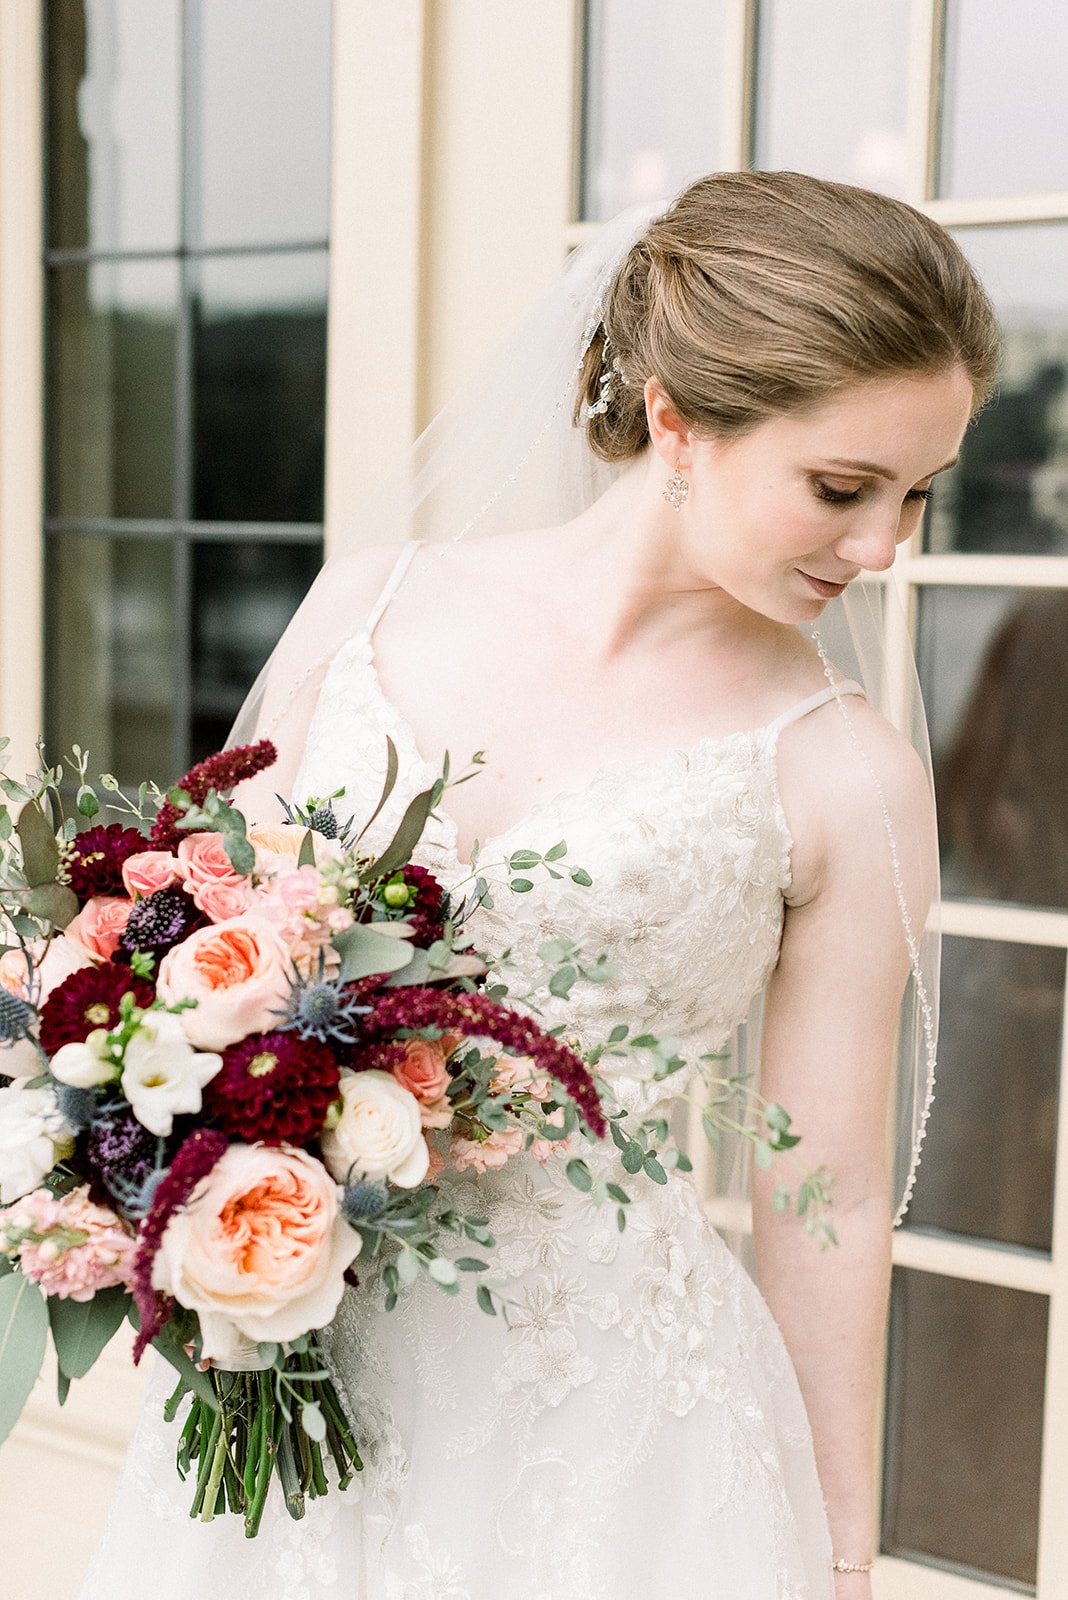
[
  {"left": 49, "top": 1284, "right": 129, "bottom": 1380},
  {"left": 0, "top": 1273, "right": 49, "bottom": 1446}
]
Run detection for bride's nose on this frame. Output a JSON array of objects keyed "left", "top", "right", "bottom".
[{"left": 831, "top": 511, "right": 908, "bottom": 574}]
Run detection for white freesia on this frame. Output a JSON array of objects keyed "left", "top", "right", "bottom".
[
  {"left": 50, "top": 1033, "right": 116, "bottom": 1089},
  {"left": 0, "top": 1082, "right": 74, "bottom": 1204},
  {"left": 120, "top": 1011, "right": 223, "bottom": 1137},
  {"left": 321, "top": 1068, "right": 429, "bottom": 1188}
]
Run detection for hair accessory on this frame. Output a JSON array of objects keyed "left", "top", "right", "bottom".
[
  {"left": 663, "top": 458, "right": 689, "bottom": 511},
  {"left": 831, "top": 1556, "right": 875, "bottom": 1574},
  {"left": 584, "top": 331, "right": 615, "bottom": 419}
]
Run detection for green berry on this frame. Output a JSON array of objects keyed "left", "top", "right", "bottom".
[{"left": 383, "top": 882, "right": 411, "bottom": 907}]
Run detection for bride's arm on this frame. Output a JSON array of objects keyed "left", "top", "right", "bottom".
[{"left": 752, "top": 713, "right": 937, "bottom": 1587}]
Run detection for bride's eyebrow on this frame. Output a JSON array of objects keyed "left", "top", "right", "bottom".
[{"left": 821, "top": 455, "right": 960, "bottom": 479}]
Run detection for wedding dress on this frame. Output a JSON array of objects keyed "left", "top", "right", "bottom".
[{"left": 79, "top": 539, "right": 864, "bottom": 1600}]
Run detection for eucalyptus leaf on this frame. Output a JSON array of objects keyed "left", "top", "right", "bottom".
[
  {"left": 360, "top": 785, "right": 436, "bottom": 882},
  {"left": 354, "top": 736, "right": 400, "bottom": 845},
  {"left": 24, "top": 883, "right": 79, "bottom": 931},
  {"left": 57, "top": 1368, "right": 71, "bottom": 1406},
  {"left": 570, "top": 868, "right": 593, "bottom": 887},
  {"left": 509, "top": 878, "right": 534, "bottom": 894},
  {"left": 297, "top": 828, "right": 316, "bottom": 869},
  {"left": 0, "top": 1273, "right": 48, "bottom": 1445},
  {"left": 476, "top": 1285, "right": 497, "bottom": 1317},
  {"left": 333, "top": 923, "right": 416, "bottom": 983},
  {"left": 15, "top": 801, "right": 60, "bottom": 889},
  {"left": 222, "top": 831, "right": 255, "bottom": 878},
  {"left": 300, "top": 1401, "right": 327, "bottom": 1442},
  {"left": 49, "top": 1285, "right": 129, "bottom": 1380},
  {"left": 382, "top": 946, "right": 486, "bottom": 987},
  {"left": 565, "top": 1158, "right": 593, "bottom": 1193}
]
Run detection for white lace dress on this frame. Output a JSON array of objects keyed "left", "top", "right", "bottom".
[{"left": 79, "top": 545, "right": 863, "bottom": 1600}]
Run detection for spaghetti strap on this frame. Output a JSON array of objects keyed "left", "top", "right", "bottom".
[
  {"left": 766, "top": 677, "right": 866, "bottom": 737},
  {"left": 366, "top": 539, "right": 424, "bottom": 639}
]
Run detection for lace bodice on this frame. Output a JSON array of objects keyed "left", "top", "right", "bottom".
[{"left": 293, "top": 571, "right": 863, "bottom": 1116}]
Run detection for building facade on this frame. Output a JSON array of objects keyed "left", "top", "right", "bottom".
[{"left": 0, "top": 3, "right": 1066, "bottom": 1596}]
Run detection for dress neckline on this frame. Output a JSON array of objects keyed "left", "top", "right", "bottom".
[{"left": 344, "top": 623, "right": 863, "bottom": 875}]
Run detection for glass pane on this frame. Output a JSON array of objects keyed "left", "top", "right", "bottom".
[
  {"left": 190, "top": 539, "right": 322, "bottom": 759},
  {"left": 882, "top": 1268, "right": 1046, "bottom": 1586},
  {"left": 192, "top": 250, "right": 328, "bottom": 523},
  {"left": 195, "top": 0, "right": 332, "bottom": 249},
  {"left": 925, "top": 225, "right": 1068, "bottom": 556},
  {"left": 753, "top": 0, "right": 909, "bottom": 196},
  {"left": 47, "top": 259, "right": 179, "bottom": 520},
  {"left": 907, "top": 937, "right": 1064, "bottom": 1252},
  {"left": 580, "top": 0, "right": 724, "bottom": 222},
  {"left": 918, "top": 586, "right": 1068, "bottom": 911},
  {"left": 47, "top": 0, "right": 181, "bottom": 253},
  {"left": 939, "top": 0, "right": 1068, "bottom": 199},
  {"left": 46, "top": 535, "right": 177, "bottom": 788}
]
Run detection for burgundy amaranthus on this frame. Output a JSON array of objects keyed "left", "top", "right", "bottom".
[
  {"left": 356, "top": 986, "right": 606, "bottom": 1137},
  {"left": 131, "top": 1128, "right": 227, "bottom": 1362},
  {"left": 149, "top": 739, "right": 277, "bottom": 852}
]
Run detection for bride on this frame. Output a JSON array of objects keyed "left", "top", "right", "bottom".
[{"left": 78, "top": 170, "right": 999, "bottom": 1599}]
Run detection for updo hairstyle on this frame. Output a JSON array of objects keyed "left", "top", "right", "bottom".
[{"left": 574, "top": 169, "right": 1002, "bottom": 464}]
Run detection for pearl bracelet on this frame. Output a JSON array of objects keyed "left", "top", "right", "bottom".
[{"left": 832, "top": 1556, "right": 874, "bottom": 1574}]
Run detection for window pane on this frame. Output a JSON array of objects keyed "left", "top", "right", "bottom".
[
  {"left": 47, "top": 0, "right": 181, "bottom": 253},
  {"left": 580, "top": 0, "right": 724, "bottom": 222},
  {"left": 907, "top": 936, "right": 1063, "bottom": 1252},
  {"left": 47, "top": 259, "right": 179, "bottom": 521},
  {"left": 190, "top": 540, "right": 322, "bottom": 759},
  {"left": 192, "top": 250, "right": 328, "bottom": 522},
  {"left": 938, "top": 0, "right": 1068, "bottom": 199},
  {"left": 752, "top": 0, "right": 909, "bottom": 196},
  {"left": 918, "top": 585, "right": 1068, "bottom": 912},
  {"left": 194, "top": 0, "right": 332, "bottom": 249},
  {"left": 925, "top": 225, "right": 1068, "bottom": 556},
  {"left": 46, "top": 535, "right": 177, "bottom": 787},
  {"left": 883, "top": 1268, "right": 1046, "bottom": 1586}
]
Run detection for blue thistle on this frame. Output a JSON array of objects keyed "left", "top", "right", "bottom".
[
  {"left": 55, "top": 1083, "right": 97, "bottom": 1132},
  {"left": 308, "top": 805, "right": 338, "bottom": 840},
  {"left": 273, "top": 967, "right": 370, "bottom": 1045},
  {"left": 0, "top": 988, "right": 35, "bottom": 1044},
  {"left": 341, "top": 1181, "right": 389, "bottom": 1223}
]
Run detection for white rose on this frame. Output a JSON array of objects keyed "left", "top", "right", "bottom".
[
  {"left": 321, "top": 1069, "right": 429, "bottom": 1189},
  {"left": 0, "top": 1082, "right": 74, "bottom": 1204},
  {"left": 120, "top": 1012, "right": 223, "bottom": 1137},
  {"left": 50, "top": 1035, "right": 116, "bottom": 1089}
]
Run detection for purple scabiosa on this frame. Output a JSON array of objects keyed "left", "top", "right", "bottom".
[
  {"left": 65, "top": 824, "right": 146, "bottom": 905},
  {"left": 39, "top": 965, "right": 156, "bottom": 1056},
  {"left": 201, "top": 1031, "right": 340, "bottom": 1146},
  {"left": 85, "top": 1103, "right": 159, "bottom": 1207},
  {"left": 131, "top": 1127, "right": 228, "bottom": 1361},
  {"left": 149, "top": 739, "right": 277, "bottom": 852},
  {"left": 117, "top": 886, "right": 206, "bottom": 965},
  {"left": 359, "top": 986, "right": 606, "bottom": 1137}
]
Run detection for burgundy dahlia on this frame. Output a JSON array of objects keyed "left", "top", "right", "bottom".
[
  {"left": 65, "top": 824, "right": 146, "bottom": 904},
  {"left": 401, "top": 863, "right": 446, "bottom": 947},
  {"left": 132, "top": 1127, "right": 228, "bottom": 1361},
  {"left": 202, "top": 1031, "right": 340, "bottom": 1145},
  {"left": 117, "top": 886, "right": 206, "bottom": 964},
  {"left": 358, "top": 986, "right": 606, "bottom": 1137},
  {"left": 149, "top": 739, "right": 277, "bottom": 852},
  {"left": 39, "top": 964, "right": 156, "bottom": 1056}
]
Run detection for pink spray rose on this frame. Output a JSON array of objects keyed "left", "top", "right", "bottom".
[
  {"left": 393, "top": 1036, "right": 452, "bottom": 1105},
  {"left": 177, "top": 833, "right": 253, "bottom": 918},
  {"left": 449, "top": 1125, "right": 526, "bottom": 1174},
  {"left": 121, "top": 850, "right": 183, "bottom": 899},
  {"left": 151, "top": 1143, "right": 361, "bottom": 1367},
  {"left": 156, "top": 914, "right": 293, "bottom": 1050},
  {"left": 65, "top": 896, "right": 133, "bottom": 962}
]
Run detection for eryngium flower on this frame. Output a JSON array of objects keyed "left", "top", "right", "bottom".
[
  {"left": 39, "top": 964, "right": 156, "bottom": 1056},
  {"left": 201, "top": 1031, "right": 340, "bottom": 1145},
  {"left": 117, "top": 887, "right": 206, "bottom": 965},
  {"left": 66, "top": 824, "right": 146, "bottom": 904},
  {"left": 340, "top": 1180, "right": 389, "bottom": 1222},
  {"left": 275, "top": 974, "right": 370, "bottom": 1045},
  {"left": 149, "top": 739, "right": 277, "bottom": 851},
  {"left": 0, "top": 989, "right": 34, "bottom": 1044}
]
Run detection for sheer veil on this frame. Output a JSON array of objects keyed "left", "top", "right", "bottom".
[{"left": 226, "top": 193, "right": 940, "bottom": 1247}]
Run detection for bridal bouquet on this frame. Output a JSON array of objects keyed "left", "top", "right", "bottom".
[{"left": 0, "top": 733, "right": 829, "bottom": 1536}]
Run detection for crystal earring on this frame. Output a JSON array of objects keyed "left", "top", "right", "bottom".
[{"left": 663, "top": 458, "right": 689, "bottom": 512}]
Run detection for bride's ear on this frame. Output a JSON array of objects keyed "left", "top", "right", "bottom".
[{"left": 643, "top": 376, "right": 694, "bottom": 471}]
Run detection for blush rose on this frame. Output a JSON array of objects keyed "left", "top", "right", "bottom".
[
  {"left": 65, "top": 896, "right": 133, "bottom": 962},
  {"left": 122, "top": 851, "right": 183, "bottom": 899},
  {"left": 156, "top": 914, "right": 293, "bottom": 1050}
]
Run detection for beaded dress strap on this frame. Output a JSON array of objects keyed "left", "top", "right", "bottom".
[
  {"left": 365, "top": 539, "right": 425, "bottom": 640},
  {"left": 765, "top": 679, "right": 866, "bottom": 738}
]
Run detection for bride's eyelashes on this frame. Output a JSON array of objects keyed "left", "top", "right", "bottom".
[{"left": 811, "top": 479, "right": 935, "bottom": 507}]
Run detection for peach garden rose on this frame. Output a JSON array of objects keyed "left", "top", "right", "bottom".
[{"left": 156, "top": 913, "right": 293, "bottom": 1050}]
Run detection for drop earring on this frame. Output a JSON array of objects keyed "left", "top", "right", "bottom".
[{"left": 663, "top": 458, "right": 689, "bottom": 512}]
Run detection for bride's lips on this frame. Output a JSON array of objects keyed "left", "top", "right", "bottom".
[{"left": 798, "top": 569, "right": 850, "bottom": 598}]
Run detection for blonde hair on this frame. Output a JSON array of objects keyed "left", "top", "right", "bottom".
[{"left": 575, "top": 170, "right": 1002, "bottom": 463}]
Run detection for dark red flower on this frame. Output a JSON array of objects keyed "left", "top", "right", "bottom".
[
  {"left": 401, "top": 864, "right": 446, "bottom": 947},
  {"left": 40, "top": 964, "right": 156, "bottom": 1056},
  {"left": 202, "top": 1031, "right": 340, "bottom": 1146},
  {"left": 131, "top": 1127, "right": 228, "bottom": 1362},
  {"left": 65, "top": 824, "right": 146, "bottom": 904},
  {"left": 150, "top": 740, "right": 277, "bottom": 851}
]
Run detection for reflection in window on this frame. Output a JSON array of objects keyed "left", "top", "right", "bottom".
[
  {"left": 580, "top": 0, "right": 724, "bottom": 221},
  {"left": 752, "top": 0, "right": 909, "bottom": 196},
  {"left": 906, "top": 937, "right": 1063, "bottom": 1252},
  {"left": 927, "top": 226, "right": 1068, "bottom": 556},
  {"left": 939, "top": 0, "right": 1068, "bottom": 199},
  {"left": 883, "top": 1268, "right": 1046, "bottom": 1586},
  {"left": 919, "top": 586, "right": 1068, "bottom": 912}
]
